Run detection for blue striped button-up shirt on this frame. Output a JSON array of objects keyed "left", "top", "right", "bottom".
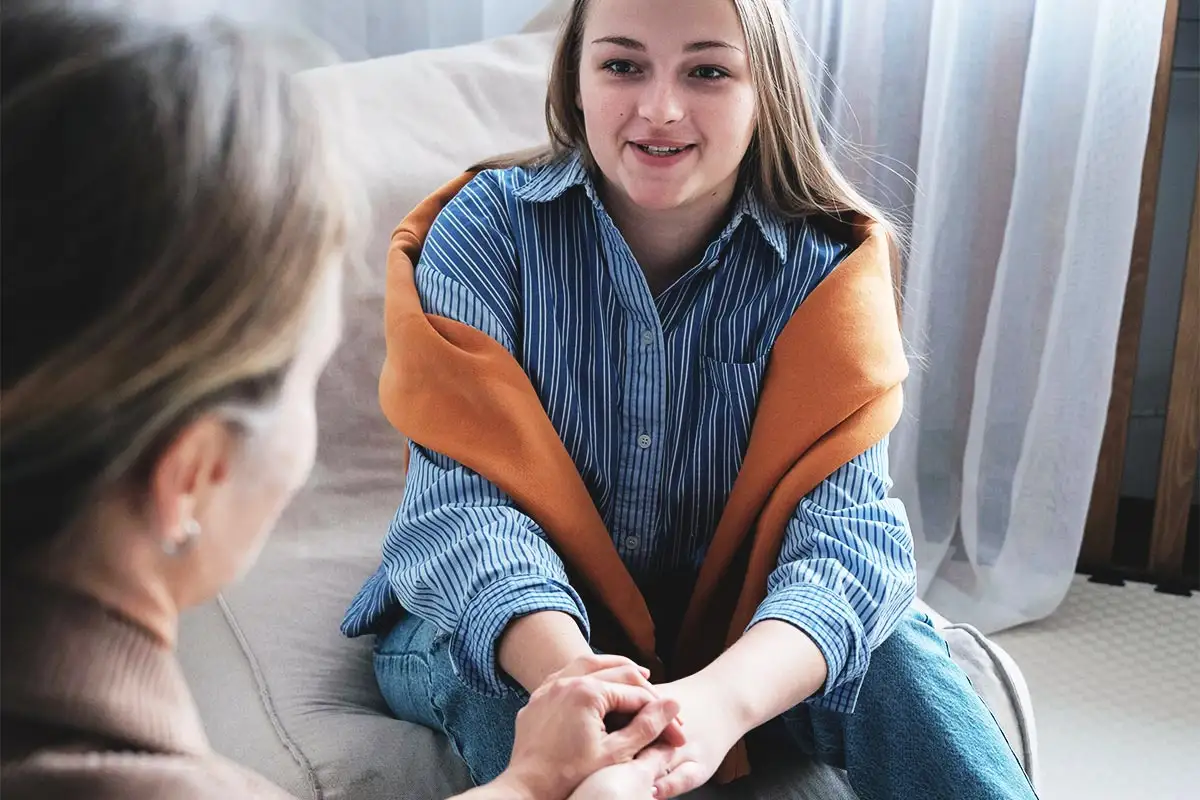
[{"left": 342, "top": 152, "right": 916, "bottom": 713}]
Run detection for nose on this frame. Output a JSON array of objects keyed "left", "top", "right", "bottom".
[{"left": 637, "top": 75, "right": 683, "bottom": 126}]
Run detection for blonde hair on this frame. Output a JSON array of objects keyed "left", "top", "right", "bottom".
[
  {"left": 475, "top": 0, "right": 901, "bottom": 284},
  {"left": 0, "top": 4, "right": 357, "bottom": 563}
]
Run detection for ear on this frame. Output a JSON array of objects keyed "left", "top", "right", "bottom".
[{"left": 148, "top": 416, "right": 236, "bottom": 548}]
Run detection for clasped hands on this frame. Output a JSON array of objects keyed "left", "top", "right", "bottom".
[{"left": 485, "top": 653, "right": 742, "bottom": 800}]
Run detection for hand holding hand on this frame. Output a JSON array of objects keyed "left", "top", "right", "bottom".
[
  {"left": 492, "top": 654, "right": 685, "bottom": 800},
  {"left": 567, "top": 743, "right": 675, "bottom": 800}
]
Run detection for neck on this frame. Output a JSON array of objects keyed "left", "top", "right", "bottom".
[
  {"left": 601, "top": 178, "right": 738, "bottom": 296},
  {"left": 27, "top": 510, "right": 182, "bottom": 648}
]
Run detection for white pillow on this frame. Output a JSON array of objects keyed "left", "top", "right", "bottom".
[
  {"left": 295, "top": 31, "right": 556, "bottom": 489},
  {"left": 299, "top": 31, "right": 555, "bottom": 269}
]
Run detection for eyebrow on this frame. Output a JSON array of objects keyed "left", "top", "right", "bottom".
[{"left": 591, "top": 35, "right": 743, "bottom": 54}]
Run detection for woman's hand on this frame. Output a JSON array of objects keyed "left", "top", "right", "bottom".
[
  {"left": 650, "top": 674, "right": 744, "bottom": 798},
  {"left": 650, "top": 621, "right": 830, "bottom": 797},
  {"left": 489, "top": 654, "right": 686, "bottom": 800},
  {"left": 548, "top": 654, "right": 685, "bottom": 749},
  {"left": 568, "top": 744, "right": 675, "bottom": 800}
]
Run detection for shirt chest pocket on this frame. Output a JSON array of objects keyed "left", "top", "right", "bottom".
[{"left": 700, "top": 352, "right": 770, "bottom": 434}]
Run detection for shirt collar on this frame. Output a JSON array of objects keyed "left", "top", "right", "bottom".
[
  {"left": 513, "top": 149, "right": 593, "bottom": 203},
  {"left": 726, "top": 181, "right": 790, "bottom": 263},
  {"left": 513, "top": 150, "right": 790, "bottom": 263}
]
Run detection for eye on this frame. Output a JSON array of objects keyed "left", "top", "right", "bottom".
[
  {"left": 602, "top": 59, "right": 640, "bottom": 76},
  {"left": 691, "top": 66, "right": 730, "bottom": 81}
]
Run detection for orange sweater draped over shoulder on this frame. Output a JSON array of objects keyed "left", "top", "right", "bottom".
[{"left": 379, "top": 172, "right": 908, "bottom": 782}]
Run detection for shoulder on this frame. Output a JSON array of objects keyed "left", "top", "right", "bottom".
[
  {"left": 427, "top": 168, "right": 518, "bottom": 244},
  {"left": 417, "top": 169, "right": 521, "bottom": 291},
  {"left": 2, "top": 749, "right": 295, "bottom": 800},
  {"left": 422, "top": 160, "right": 566, "bottom": 259},
  {"left": 436, "top": 154, "right": 589, "bottom": 232},
  {"left": 432, "top": 160, "right": 556, "bottom": 223},
  {"left": 786, "top": 214, "right": 856, "bottom": 281},
  {"left": 757, "top": 213, "right": 856, "bottom": 311},
  {"left": 419, "top": 157, "right": 584, "bottom": 288}
]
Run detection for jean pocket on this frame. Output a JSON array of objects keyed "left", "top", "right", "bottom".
[
  {"left": 375, "top": 649, "right": 442, "bottom": 730},
  {"left": 375, "top": 612, "right": 440, "bottom": 657},
  {"left": 373, "top": 615, "right": 446, "bottom": 729}
]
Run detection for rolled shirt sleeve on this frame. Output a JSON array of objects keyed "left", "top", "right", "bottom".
[
  {"left": 386, "top": 444, "right": 590, "bottom": 696},
  {"left": 748, "top": 438, "right": 916, "bottom": 713},
  {"left": 376, "top": 171, "right": 589, "bottom": 696}
]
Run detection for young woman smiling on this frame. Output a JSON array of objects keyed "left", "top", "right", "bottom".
[{"left": 345, "top": 1, "right": 1040, "bottom": 798}]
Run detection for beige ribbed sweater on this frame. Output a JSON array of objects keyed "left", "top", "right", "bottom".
[{"left": 1, "top": 577, "right": 296, "bottom": 799}]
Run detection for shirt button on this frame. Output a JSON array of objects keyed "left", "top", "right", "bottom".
[
  {"left": 637, "top": 434, "right": 652, "bottom": 450},
  {"left": 624, "top": 536, "right": 641, "bottom": 550},
  {"left": 641, "top": 330, "right": 655, "bottom": 346}
]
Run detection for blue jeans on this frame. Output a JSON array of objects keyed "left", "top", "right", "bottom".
[{"left": 374, "top": 608, "right": 1038, "bottom": 800}]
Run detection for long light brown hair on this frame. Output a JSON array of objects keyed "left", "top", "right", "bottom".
[
  {"left": 476, "top": 0, "right": 900, "bottom": 264},
  {"left": 0, "top": 3, "right": 357, "bottom": 565}
]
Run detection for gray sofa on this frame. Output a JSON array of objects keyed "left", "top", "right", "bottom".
[{"left": 177, "top": 20, "right": 1039, "bottom": 800}]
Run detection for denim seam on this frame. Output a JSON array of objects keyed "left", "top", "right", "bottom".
[{"left": 424, "top": 646, "right": 493, "bottom": 788}]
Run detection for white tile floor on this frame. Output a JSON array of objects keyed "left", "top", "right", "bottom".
[{"left": 991, "top": 576, "right": 1200, "bottom": 800}]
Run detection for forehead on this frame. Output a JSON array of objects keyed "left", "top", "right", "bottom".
[{"left": 583, "top": 0, "right": 747, "bottom": 51}]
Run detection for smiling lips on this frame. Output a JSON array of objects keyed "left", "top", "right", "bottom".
[{"left": 629, "top": 140, "right": 695, "bottom": 164}]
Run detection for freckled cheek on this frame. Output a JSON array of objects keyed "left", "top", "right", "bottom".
[
  {"left": 584, "top": 99, "right": 632, "bottom": 159},
  {"left": 597, "top": 98, "right": 626, "bottom": 123},
  {"left": 582, "top": 83, "right": 632, "bottom": 124}
]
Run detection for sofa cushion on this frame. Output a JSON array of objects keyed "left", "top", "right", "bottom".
[{"left": 180, "top": 488, "right": 472, "bottom": 800}]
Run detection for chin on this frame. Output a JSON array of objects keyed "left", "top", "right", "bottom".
[{"left": 620, "top": 180, "right": 693, "bottom": 212}]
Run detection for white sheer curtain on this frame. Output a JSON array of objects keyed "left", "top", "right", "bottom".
[
  {"left": 204, "top": 0, "right": 1167, "bottom": 632},
  {"left": 790, "top": 0, "right": 1167, "bottom": 631}
]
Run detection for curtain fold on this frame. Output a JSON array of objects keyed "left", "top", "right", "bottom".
[{"left": 790, "top": 0, "right": 1165, "bottom": 631}]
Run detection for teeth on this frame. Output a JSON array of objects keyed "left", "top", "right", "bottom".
[{"left": 639, "top": 144, "right": 685, "bottom": 155}]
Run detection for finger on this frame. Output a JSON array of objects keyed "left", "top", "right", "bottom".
[
  {"left": 634, "top": 742, "right": 676, "bottom": 775},
  {"left": 659, "top": 716, "right": 687, "bottom": 748},
  {"left": 593, "top": 680, "right": 660, "bottom": 717},
  {"left": 621, "top": 758, "right": 668, "bottom": 797},
  {"left": 537, "top": 675, "right": 652, "bottom": 716},
  {"left": 533, "top": 668, "right": 646, "bottom": 705},
  {"left": 606, "top": 710, "right": 679, "bottom": 740},
  {"left": 556, "top": 653, "right": 646, "bottom": 680},
  {"left": 586, "top": 664, "right": 656, "bottom": 689},
  {"left": 654, "top": 760, "right": 708, "bottom": 799},
  {"left": 603, "top": 697, "right": 683, "bottom": 761}
]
